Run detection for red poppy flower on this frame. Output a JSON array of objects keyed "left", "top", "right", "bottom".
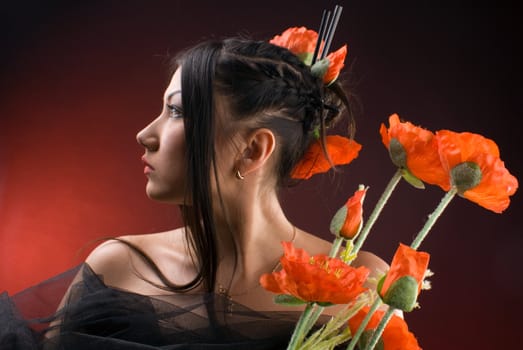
[
  {"left": 379, "top": 244, "right": 430, "bottom": 312},
  {"left": 323, "top": 44, "right": 347, "bottom": 84},
  {"left": 435, "top": 130, "right": 518, "bottom": 213},
  {"left": 330, "top": 187, "right": 367, "bottom": 239},
  {"left": 269, "top": 26, "right": 318, "bottom": 58},
  {"left": 270, "top": 26, "right": 348, "bottom": 84},
  {"left": 348, "top": 306, "right": 422, "bottom": 350},
  {"left": 259, "top": 242, "right": 369, "bottom": 304},
  {"left": 380, "top": 114, "right": 448, "bottom": 188},
  {"left": 291, "top": 135, "right": 361, "bottom": 180}
]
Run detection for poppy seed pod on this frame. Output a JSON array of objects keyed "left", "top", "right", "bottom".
[
  {"left": 450, "top": 161, "right": 482, "bottom": 193},
  {"left": 379, "top": 275, "right": 420, "bottom": 312},
  {"left": 378, "top": 244, "right": 430, "bottom": 312}
]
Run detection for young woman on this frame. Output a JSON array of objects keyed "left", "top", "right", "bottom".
[{"left": 2, "top": 36, "right": 388, "bottom": 349}]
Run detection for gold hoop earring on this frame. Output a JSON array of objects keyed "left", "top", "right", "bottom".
[{"left": 235, "top": 170, "right": 245, "bottom": 180}]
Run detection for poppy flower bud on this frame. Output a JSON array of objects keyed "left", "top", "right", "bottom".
[
  {"left": 379, "top": 275, "right": 420, "bottom": 312},
  {"left": 450, "top": 161, "right": 482, "bottom": 193},
  {"left": 378, "top": 244, "right": 430, "bottom": 312},
  {"left": 329, "top": 186, "right": 367, "bottom": 239},
  {"left": 388, "top": 138, "right": 407, "bottom": 169}
]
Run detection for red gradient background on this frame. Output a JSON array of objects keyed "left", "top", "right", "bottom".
[{"left": 1, "top": 1, "right": 521, "bottom": 349}]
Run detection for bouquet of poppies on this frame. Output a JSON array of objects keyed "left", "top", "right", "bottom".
[{"left": 263, "top": 14, "right": 519, "bottom": 350}]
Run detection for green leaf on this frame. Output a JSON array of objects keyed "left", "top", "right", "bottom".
[
  {"left": 297, "top": 52, "right": 314, "bottom": 66},
  {"left": 313, "top": 127, "right": 321, "bottom": 139},
  {"left": 376, "top": 274, "right": 386, "bottom": 295},
  {"left": 401, "top": 168, "right": 425, "bottom": 189},
  {"left": 274, "top": 294, "right": 306, "bottom": 306}
]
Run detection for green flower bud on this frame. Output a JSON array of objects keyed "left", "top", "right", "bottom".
[
  {"left": 388, "top": 138, "right": 407, "bottom": 168},
  {"left": 451, "top": 161, "right": 482, "bottom": 193},
  {"left": 389, "top": 138, "right": 425, "bottom": 189},
  {"left": 329, "top": 205, "right": 348, "bottom": 237},
  {"left": 380, "top": 275, "right": 419, "bottom": 312}
]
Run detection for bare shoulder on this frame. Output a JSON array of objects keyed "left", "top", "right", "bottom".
[
  {"left": 351, "top": 250, "right": 389, "bottom": 277},
  {"left": 85, "top": 227, "right": 189, "bottom": 291}
]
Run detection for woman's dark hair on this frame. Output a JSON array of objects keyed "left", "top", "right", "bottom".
[{"left": 133, "top": 37, "right": 356, "bottom": 293}]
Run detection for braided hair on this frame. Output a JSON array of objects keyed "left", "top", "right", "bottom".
[{"left": 166, "top": 37, "right": 355, "bottom": 292}]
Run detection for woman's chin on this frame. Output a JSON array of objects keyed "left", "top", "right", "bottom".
[{"left": 145, "top": 186, "right": 185, "bottom": 205}]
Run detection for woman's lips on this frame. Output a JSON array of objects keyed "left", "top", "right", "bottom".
[{"left": 141, "top": 156, "right": 155, "bottom": 174}]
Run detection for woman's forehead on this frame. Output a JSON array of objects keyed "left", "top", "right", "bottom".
[{"left": 164, "top": 68, "right": 182, "bottom": 103}]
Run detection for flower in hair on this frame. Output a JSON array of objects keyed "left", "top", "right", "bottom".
[
  {"left": 291, "top": 135, "right": 361, "bottom": 180},
  {"left": 270, "top": 26, "right": 348, "bottom": 84}
]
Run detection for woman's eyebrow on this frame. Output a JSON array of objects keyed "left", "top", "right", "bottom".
[{"left": 166, "top": 90, "right": 181, "bottom": 104}]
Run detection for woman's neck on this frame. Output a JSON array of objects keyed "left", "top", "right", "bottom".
[{"left": 212, "top": 188, "right": 295, "bottom": 291}]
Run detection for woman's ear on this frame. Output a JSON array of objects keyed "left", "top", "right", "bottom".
[{"left": 237, "top": 128, "right": 276, "bottom": 177}]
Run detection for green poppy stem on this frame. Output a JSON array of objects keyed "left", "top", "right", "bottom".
[
  {"left": 300, "top": 236, "right": 345, "bottom": 337},
  {"left": 287, "top": 302, "right": 316, "bottom": 350},
  {"left": 304, "top": 304, "right": 324, "bottom": 334},
  {"left": 353, "top": 169, "right": 403, "bottom": 255},
  {"left": 345, "top": 297, "right": 382, "bottom": 350},
  {"left": 363, "top": 306, "right": 395, "bottom": 350},
  {"left": 330, "top": 236, "right": 345, "bottom": 257},
  {"left": 410, "top": 188, "right": 457, "bottom": 250}
]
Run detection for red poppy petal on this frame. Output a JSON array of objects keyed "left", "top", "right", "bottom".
[
  {"left": 348, "top": 306, "right": 422, "bottom": 350},
  {"left": 340, "top": 188, "right": 366, "bottom": 239},
  {"left": 324, "top": 45, "right": 347, "bottom": 83},
  {"left": 259, "top": 271, "right": 286, "bottom": 294},
  {"left": 262, "top": 242, "right": 369, "bottom": 304},
  {"left": 291, "top": 136, "right": 361, "bottom": 179},
  {"left": 270, "top": 27, "right": 318, "bottom": 55},
  {"left": 462, "top": 154, "right": 518, "bottom": 213}
]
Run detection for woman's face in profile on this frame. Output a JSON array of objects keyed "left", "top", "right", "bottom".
[{"left": 136, "top": 68, "right": 187, "bottom": 204}]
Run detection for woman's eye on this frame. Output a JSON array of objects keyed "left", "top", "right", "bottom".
[{"left": 167, "top": 104, "right": 183, "bottom": 119}]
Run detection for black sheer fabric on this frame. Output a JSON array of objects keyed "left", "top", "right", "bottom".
[{"left": 1, "top": 264, "right": 310, "bottom": 349}]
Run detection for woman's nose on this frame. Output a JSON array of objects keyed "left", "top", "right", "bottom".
[{"left": 136, "top": 123, "right": 159, "bottom": 152}]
